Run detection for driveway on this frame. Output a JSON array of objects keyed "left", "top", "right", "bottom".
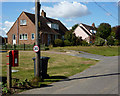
[{"left": 20, "top": 51, "right": 119, "bottom": 94}]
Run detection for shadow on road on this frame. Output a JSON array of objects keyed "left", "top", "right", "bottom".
[
  {"left": 63, "top": 73, "right": 120, "bottom": 82},
  {"left": 44, "top": 76, "right": 67, "bottom": 82}
]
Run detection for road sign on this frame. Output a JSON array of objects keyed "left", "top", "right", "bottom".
[{"left": 33, "top": 45, "right": 39, "bottom": 53}]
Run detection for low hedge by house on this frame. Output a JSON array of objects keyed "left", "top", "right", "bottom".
[{"left": 1, "top": 44, "right": 49, "bottom": 51}]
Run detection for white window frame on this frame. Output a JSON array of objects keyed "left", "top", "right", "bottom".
[
  {"left": 12, "top": 34, "right": 16, "bottom": 40},
  {"left": 19, "top": 34, "right": 28, "bottom": 40},
  {"left": 31, "top": 33, "right": 35, "bottom": 40},
  {"left": 20, "top": 20, "right": 27, "bottom": 25}
]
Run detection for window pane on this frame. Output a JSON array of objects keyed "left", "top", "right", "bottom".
[
  {"left": 22, "top": 34, "right": 24, "bottom": 40},
  {"left": 25, "top": 34, "right": 27, "bottom": 40},
  {"left": 20, "top": 34, "right": 22, "bottom": 40},
  {"left": 32, "top": 33, "right": 34, "bottom": 39},
  {"left": 12, "top": 34, "right": 15, "bottom": 40},
  {"left": 20, "top": 20, "right": 26, "bottom": 25}
]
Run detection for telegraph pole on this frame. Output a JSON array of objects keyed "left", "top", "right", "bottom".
[{"left": 35, "top": 0, "right": 41, "bottom": 77}]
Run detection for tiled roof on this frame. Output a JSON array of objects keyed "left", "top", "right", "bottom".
[
  {"left": 81, "top": 23, "right": 96, "bottom": 32},
  {"left": 24, "top": 12, "right": 68, "bottom": 35}
]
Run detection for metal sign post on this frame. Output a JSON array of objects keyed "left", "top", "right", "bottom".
[{"left": 35, "top": 0, "right": 41, "bottom": 77}]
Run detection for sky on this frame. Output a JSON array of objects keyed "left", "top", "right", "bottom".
[{"left": 0, "top": 1, "right": 119, "bottom": 37}]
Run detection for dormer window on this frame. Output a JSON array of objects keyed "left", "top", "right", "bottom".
[
  {"left": 47, "top": 22, "right": 59, "bottom": 30},
  {"left": 20, "top": 20, "right": 27, "bottom": 25}
]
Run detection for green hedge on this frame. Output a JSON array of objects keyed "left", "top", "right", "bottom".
[{"left": 1, "top": 44, "right": 49, "bottom": 51}]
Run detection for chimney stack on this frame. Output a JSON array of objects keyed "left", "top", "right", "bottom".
[
  {"left": 41, "top": 10, "right": 46, "bottom": 17},
  {"left": 92, "top": 23, "right": 95, "bottom": 28}
]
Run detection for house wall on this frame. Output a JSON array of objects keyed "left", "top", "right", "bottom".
[
  {"left": 7, "top": 12, "right": 67, "bottom": 45},
  {"left": 7, "top": 20, "right": 18, "bottom": 44},
  {"left": 7, "top": 12, "right": 36, "bottom": 45},
  {"left": 74, "top": 26, "right": 89, "bottom": 40}
]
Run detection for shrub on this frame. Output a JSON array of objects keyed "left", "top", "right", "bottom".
[
  {"left": 107, "top": 36, "right": 115, "bottom": 46},
  {"left": 94, "top": 37, "right": 105, "bottom": 46},
  {"left": 81, "top": 40, "right": 88, "bottom": 46},
  {"left": 54, "top": 39, "right": 63, "bottom": 47},
  {"left": 64, "top": 40, "right": 71, "bottom": 46},
  {"left": 114, "top": 39, "right": 119, "bottom": 46}
]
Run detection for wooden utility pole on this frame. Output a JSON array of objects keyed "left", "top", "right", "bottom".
[{"left": 35, "top": 0, "right": 41, "bottom": 77}]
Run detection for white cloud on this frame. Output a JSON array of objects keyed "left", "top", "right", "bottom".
[
  {"left": 0, "top": 21, "right": 14, "bottom": 37},
  {"left": 3, "top": 21, "right": 14, "bottom": 33},
  {"left": 42, "top": 1, "right": 90, "bottom": 18},
  {"left": 67, "top": 26, "right": 72, "bottom": 30}
]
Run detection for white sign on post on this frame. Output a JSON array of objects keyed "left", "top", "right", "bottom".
[{"left": 33, "top": 45, "right": 39, "bottom": 53}]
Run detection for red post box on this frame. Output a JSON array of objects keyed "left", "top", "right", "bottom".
[
  {"left": 7, "top": 50, "right": 19, "bottom": 67},
  {"left": 11, "top": 50, "right": 19, "bottom": 67}
]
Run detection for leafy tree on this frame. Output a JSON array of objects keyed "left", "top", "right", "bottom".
[
  {"left": 96, "top": 23, "right": 111, "bottom": 39},
  {"left": 115, "top": 26, "right": 120, "bottom": 45},
  {"left": 111, "top": 26, "right": 117, "bottom": 38},
  {"left": 64, "top": 31, "right": 77, "bottom": 46},
  {"left": 70, "top": 24, "right": 79, "bottom": 32},
  {"left": 107, "top": 36, "right": 115, "bottom": 45},
  {"left": 115, "top": 26, "right": 120, "bottom": 40}
]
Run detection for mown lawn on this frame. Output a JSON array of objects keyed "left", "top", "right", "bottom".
[
  {"left": 1, "top": 51, "right": 98, "bottom": 85},
  {"left": 51, "top": 46, "right": 119, "bottom": 56}
]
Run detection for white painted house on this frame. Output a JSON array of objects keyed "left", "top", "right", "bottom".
[{"left": 73, "top": 23, "right": 96, "bottom": 43}]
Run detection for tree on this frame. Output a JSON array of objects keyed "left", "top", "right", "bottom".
[
  {"left": 64, "top": 31, "right": 77, "bottom": 46},
  {"left": 115, "top": 26, "right": 120, "bottom": 45},
  {"left": 115, "top": 26, "right": 120, "bottom": 40},
  {"left": 96, "top": 23, "right": 111, "bottom": 39},
  {"left": 70, "top": 24, "right": 79, "bottom": 32}
]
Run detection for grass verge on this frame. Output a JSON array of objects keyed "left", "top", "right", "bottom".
[
  {"left": 1, "top": 51, "right": 98, "bottom": 94},
  {"left": 50, "top": 46, "right": 119, "bottom": 56}
]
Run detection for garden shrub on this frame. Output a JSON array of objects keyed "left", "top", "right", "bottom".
[
  {"left": 54, "top": 39, "right": 63, "bottom": 47},
  {"left": 94, "top": 37, "right": 105, "bottom": 46},
  {"left": 64, "top": 40, "right": 71, "bottom": 46},
  {"left": 107, "top": 36, "right": 115, "bottom": 46},
  {"left": 114, "top": 39, "right": 119, "bottom": 46},
  {"left": 81, "top": 40, "right": 88, "bottom": 46}
]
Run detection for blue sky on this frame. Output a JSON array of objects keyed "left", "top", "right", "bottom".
[{"left": 0, "top": 1, "right": 119, "bottom": 37}]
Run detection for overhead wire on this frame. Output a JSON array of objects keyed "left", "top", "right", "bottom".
[{"left": 92, "top": 0, "right": 118, "bottom": 21}]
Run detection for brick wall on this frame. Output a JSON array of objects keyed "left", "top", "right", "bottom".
[{"left": 7, "top": 12, "right": 36, "bottom": 45}]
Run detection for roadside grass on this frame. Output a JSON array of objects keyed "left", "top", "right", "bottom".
[
  {"left": 50, "top": 46, "right": 119, "bottom": 56},
  {"left": 1, "top": 51, "right": 98, "bottom": 86}
]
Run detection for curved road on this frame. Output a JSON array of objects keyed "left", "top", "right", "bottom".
[{"left": 20, "top": 51, "right": 119, "bottom": 94}]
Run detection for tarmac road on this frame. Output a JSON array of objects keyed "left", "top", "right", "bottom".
[{"left": 19, "top": 51, "right": 119, "bottom": 95}]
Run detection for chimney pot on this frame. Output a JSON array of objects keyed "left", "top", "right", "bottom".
[{"left": 41, "top": 10, "right": 46, "bottom": 17}]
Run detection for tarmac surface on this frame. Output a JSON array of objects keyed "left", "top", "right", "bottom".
[{"left": 20, "top": 51, "right": 119, "bottom": 95}]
